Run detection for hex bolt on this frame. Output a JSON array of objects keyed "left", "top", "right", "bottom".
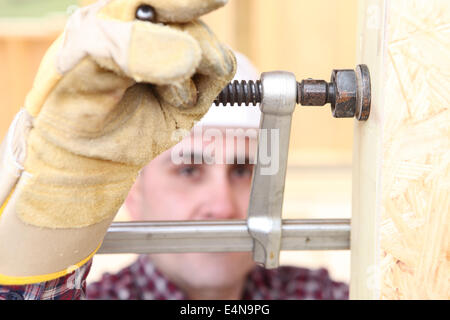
[
  {"left": 214, "top": 64, "right": 371, "bottom": 121},
  {"left": 329, "top": 69, "right": 357, "bottom": 118},
  {"left": 298, "top": 79, "right": 329, "bottom": 106}
]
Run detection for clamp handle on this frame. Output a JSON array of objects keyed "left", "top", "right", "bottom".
[{"left": 247, "top": 71, "right": 297, "bottom": 269}]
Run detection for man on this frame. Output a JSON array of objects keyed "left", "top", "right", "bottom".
[{"left": 86, "top": 53, "right": 349, "bottom": 300}]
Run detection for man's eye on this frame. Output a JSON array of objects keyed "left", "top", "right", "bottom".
[
  {"left": 231, "top": 165, "right": 254, "bottom": 178},
  {"left": 136, "top": 5, "right": 157, "bottom": 22},
  {"left": 178, "top": 166, "right": 200, "bottom": 177}
]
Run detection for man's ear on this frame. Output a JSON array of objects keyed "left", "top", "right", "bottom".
[{"left": 125, "top": 174, "right": 145, "bottom": 220}]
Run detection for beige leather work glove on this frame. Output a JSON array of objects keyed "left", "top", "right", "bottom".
[{"left": 0, "top": 0, "right": 235, "bottom": 285}]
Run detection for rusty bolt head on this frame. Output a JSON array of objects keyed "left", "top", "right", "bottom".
[{"left": 330, "top": 69, "right": 357, "bottom": 118}]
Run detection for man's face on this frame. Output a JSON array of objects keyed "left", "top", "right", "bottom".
[{"left": 126, "top": 127, "right": 257, "bottom": 291}]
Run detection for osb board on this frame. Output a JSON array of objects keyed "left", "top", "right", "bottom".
[
  {"left": 380, "top": 0, "right": 449, "bottom": 300},
  {"left": 352, "top": 0, "right": 449, "bottom": 299}
]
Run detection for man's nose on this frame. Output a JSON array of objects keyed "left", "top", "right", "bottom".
[{"left": 203, "top": 175, "right": 239, "bottom": 220}]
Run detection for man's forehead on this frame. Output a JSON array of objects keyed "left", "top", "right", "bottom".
[
  {"left": 184, "top": 127, "right": 257, "bottom": 149},
  {"left": 159, "top": 126, "right": 259, "bottom": 164}
]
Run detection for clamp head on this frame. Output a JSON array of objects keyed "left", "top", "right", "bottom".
[{"left": 298, "top": 64, "right": 371, "bottom": 121}]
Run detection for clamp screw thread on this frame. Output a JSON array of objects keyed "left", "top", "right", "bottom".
[{"left": 214, "top": 80, "right": 262, "bottom": 106}]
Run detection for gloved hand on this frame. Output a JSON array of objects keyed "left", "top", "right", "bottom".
[{"left": 0, "top": 0, "right": 235, "bottom": 284}]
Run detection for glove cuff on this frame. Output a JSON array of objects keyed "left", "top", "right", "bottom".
[{"left": 0, "top": 241, "right": 101, "bottom": 285}]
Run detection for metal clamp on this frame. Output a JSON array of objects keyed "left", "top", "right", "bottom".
[
  {"left": 98, "top": 66, "right": 372, "bottom": 267},
  {"left": 214, "top": 65, "right": 371, "bottom": 268}
]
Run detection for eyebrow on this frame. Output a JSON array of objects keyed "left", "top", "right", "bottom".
[
  {"left": 164, "top": 152, "right": 254, "bottom": 165},
  {"left": 163, "top": 152, "right": 207, "bottom": 165},
  {"left": 228, "top": 156, "right": 253, "bottom": 165}
]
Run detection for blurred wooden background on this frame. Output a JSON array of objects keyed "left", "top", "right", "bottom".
[{"left": 0, "top": 0, "right": 358, "bottom": 166}]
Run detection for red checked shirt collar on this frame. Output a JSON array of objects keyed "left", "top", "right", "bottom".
[{"left": 87, "top": 255, "right": 349, "bottom": 300}]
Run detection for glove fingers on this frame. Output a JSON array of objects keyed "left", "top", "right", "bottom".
[
  {"left": 154, "top": 79, "right": 198, "bottom": 109},
  {"left": 27, "top": 1, "right": 231, "bottom": 118},
  {"left": 180, "top": 20, "right": 235, "bottom": 79},
  {"left": 152, "top": 20, "right": 235, "bottom": 109},
  {"left": 127, "top": 21, "right": 202, "bottom": 85},
  {"left": 193, "top": 72, "right": 231, "bottom": 110},
  {"left": 59, "top": 2, "right": 204, "bottom": 85}
]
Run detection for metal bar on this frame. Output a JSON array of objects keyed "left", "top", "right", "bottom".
[{"left": 99, "top": 219, "right": 350, "bottom": 254}]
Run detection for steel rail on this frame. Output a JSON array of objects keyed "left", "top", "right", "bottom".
[{"left": 99, "top": 219, "right": 350, "bottom": 254}]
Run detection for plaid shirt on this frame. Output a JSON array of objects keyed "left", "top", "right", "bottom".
[
  {"left": 0, "top": 255, "right": 348, "bottom": 300},
  {"left": 0, "top": 261, "right": 93, "bottom": 300}
]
